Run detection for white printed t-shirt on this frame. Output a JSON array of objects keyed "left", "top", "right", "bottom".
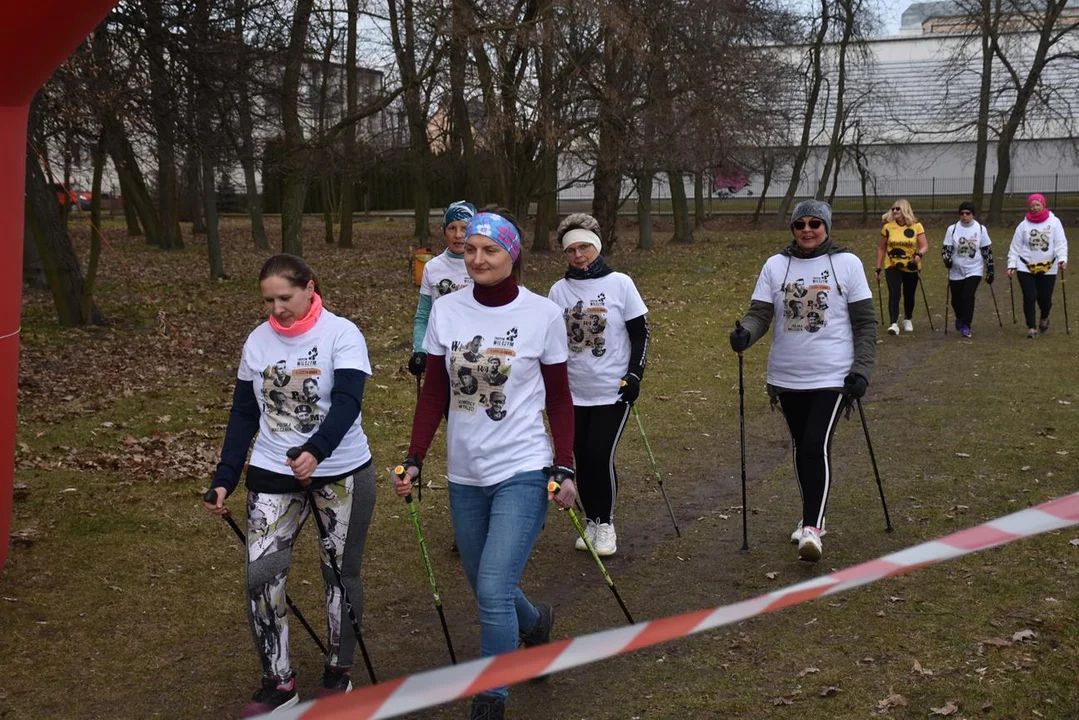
[
  {"left": 421, "top": 251, "right": 473, "bottom": 299},
  {"left": 751, "top": 252, "right": 872, "bottom": 390},
  {"left": 943, "top": 221, "right": 991, "bottom": 281},
  {"left": 424, "top": 286, "right": 568, "bottom": 486},
  {"left": 1008, "top": 213, "right": 1069, "bottom": 275},
  {"left": 239, "top": 309, "right": 373, "bottom": 476},
  {"left": 548, "top": 272, "right": 648, "bottom": 406}
]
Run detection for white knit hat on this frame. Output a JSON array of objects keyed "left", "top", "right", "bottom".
[{"left": 561, "top": 228, "right": 602, "bottom": 253}]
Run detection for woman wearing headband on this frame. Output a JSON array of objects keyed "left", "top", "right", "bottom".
[
  {"left": 548, "top": 213, "right": 649, "bottom": 557},
  {"left": 393, "top": 210, "right": 576, "bottom": 720}
]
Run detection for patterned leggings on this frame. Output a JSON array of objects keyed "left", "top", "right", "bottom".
[{"left": 245, "top": 463, "right": 376, "bottom": 680}]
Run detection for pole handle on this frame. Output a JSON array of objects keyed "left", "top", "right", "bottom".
[
  {"left": 203, "top": 489, "right": 218, "bottom": 504},
  {"left": 286, "top": 446, "right": 302, "bottom": 460}
]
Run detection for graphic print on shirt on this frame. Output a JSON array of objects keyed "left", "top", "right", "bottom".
[
  {"left": 260, "top": 345, "right": 322, "bottom": 434},
  {"left": 1029, "top": 228, "right": 1051, "bottom": 252},
  {"left": 434, "top": 277, "right": 470, "bottom": 297},
  {"left": 956, "top": 232, "right": 979, "bottom": 259},
  {"left": 783, "top": 271, "right": 832, "bottom": 334},
  {"left": 448, "top": 329, "right": 516, "bottom": 421},
  {"left": 563, "top": 293, "right": 609, "bottom": 357}
]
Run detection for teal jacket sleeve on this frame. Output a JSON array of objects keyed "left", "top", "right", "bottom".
[{"left": 412, "top": 294, "right": 433, "bottom": 352}]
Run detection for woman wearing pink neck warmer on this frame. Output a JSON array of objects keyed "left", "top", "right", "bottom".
[
  {"left": 1007, "top": 194, "right": 1069, "bottom": 338},
  {"left": 204, "top": 254, "right": 378, "bottom": 714}
]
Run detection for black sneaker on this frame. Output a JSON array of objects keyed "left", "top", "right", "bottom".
[
  {"left": 519, "top": 601, "right": 553, "bottom": 648},
  {"left": 316, "top": 665, "right": 352, "bottom": 698},
  {"left": 469, "top": 693, "right": 506, "bottom": 720},
  {"left": 239, "top": 675, "right": 298, "bottom": 717}
]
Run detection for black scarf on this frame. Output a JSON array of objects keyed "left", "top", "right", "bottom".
[
  {"left": 565, "top": 255, "right": 615, "bottom": 280},
  {"left": 781, "top": 237, "right": 847, "bottom": 259}
]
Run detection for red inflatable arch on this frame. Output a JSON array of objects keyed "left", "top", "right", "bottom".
[{"left": 0, "top": 1, "right": 118, "bottom": 571}]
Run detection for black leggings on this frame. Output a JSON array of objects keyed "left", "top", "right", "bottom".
[
  {"left": 949, "top": 276, "right": 981, "bottom": 329},
  {"left": 1015, "top": 271, "right": 1056, "bottom": 329},
  {"left": 778, "top": 390, "right": 845, "bottom": 530},
  {"left": 573, "top": 402, "right": 631, "bottom": 525},
  {"left": 885, "top": 267, "right": 919, "bottom": 323}
]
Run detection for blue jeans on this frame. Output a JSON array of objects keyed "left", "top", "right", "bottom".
[{"left": 450, "top": 469, "right": 549, "bottom": 700}]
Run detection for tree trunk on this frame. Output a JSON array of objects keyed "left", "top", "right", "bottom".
[
  {"left": 972, "top": 0, "right": 995, "bottom": 211},
  {"left": 636, "top": 173, "right": 654, "bottom": 249},
  {"left": 450, "top": 0, "right": 481, "bottom": 199},
  {"left": 184, "top": 146, "right": 206, "bottom": 233},
  {"left": 816, "top": 0, "right": 854, "bottom": 201},
  {"left": 669, "top": 171, "right": 693, "bottom": 244},
  {"left": 233, "top": 0, "right": 268, "bottom": 249},
  {"left": 280, "top": 0, "right": 314, "bottom": 255},
  {"left": 110, "top": 129, "right": 161, "bottom": 245},
  {"left": 693, "top": 170, "right": 705, "bottom": 228},
  {"left": 84, "top": 131, "right": 106, "bottom": 323},
  {"left": 338, "top": 0, "right": 359, "bottom": 249},
  {"left": 778, "top": 0, "right": 829, "bottom": 221},
  {"left": 23, "top": 221, "right": 48, "bottom": 289},
  {"left": 752, "top": 154, "right": 774, "bottom": 223},
  {"left": 322, "top": 178, "right": 335, "bottom": 244},
  {"left": 25, "top": 137, "right": 103, "bottom": 326},
  {"left": 117, "top": 173, "right": 143, "bottom": 236},
  {"left": 388, "top": 0, "right": 432, "bottom": 241},
  {"left": 146, "top": 0, "right": 182, "bottom": 250}
]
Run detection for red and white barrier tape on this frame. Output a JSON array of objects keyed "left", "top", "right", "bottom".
[{"left": 267, "top": 491, "right": 1079, "bottom": 719}]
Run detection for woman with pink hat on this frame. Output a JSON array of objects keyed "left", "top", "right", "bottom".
[{"left": 1007, "top": 194, "right": 1069, "bottom": 338}]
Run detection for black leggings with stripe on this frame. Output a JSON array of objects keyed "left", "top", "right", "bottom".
[
  {"left": 573, "top": 402, "right": 631, "bottom": 525},
  {"left": 778, "top": 390, "right": 845, "bottom": 530}
]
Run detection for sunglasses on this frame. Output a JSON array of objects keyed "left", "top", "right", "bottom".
[
  {"left": 792, "top": 219, "right": 824, "bottom": 231},
  {"left": 891, "top": 207, "right": 903, "bottom": 212}
]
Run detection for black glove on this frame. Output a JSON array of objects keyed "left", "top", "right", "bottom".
[
  {"left": 398, "top": 455, "right": 422, "bottom": 483},
  {"left": 618, "top": 373, "right": 640, "bottom": 405},
  {"left": 408, "top": 351, "right": 427, "bottom": 377},
  {"left": 944, "top": 259, "right": 953, "bottom": 269},
  {"left": 986, "top": 271, "right": 994, "bottom": 284},
  {"left": 729, "top": 324, "right": 750, "bottom": 353},
  {"left": 842, "top": 373, "right": 868, "bottom": 402},
  {"left": 544, "top": 464, "right": 575, "bottom": 486}
]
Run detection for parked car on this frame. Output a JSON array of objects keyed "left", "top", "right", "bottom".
[
  {"left": 713, "top": 173, "right": 753, "bottom": 197},
  {"left": 51, "top": 182, "right": 93, "bottom": 211}
]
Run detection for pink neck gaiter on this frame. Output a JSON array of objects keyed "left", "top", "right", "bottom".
[
  {"left": 269, "top": 292, "right": 323, "bottom": 337},
  {"left": 1027, "top": 194, "right": 1050, "bottom": 224}
]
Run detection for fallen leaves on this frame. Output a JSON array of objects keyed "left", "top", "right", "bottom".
[
  {"left": 1011, "top": 628, "right": 1036, "bottom": 643},
  {"left": 819, "top": 685, "right": 841, "bottom": 697},
  {"left": 797, "top": 666, "right": 819, "bottom": 677},
  {"left": 874, "top": 691, "right": 908, "bottom": 712},
  {"left": 930, "top": 700, "right": 959, "bottom": 716},
  {"left": 912, "top": 659, "right": 934, "bottom": 676},
  {"left": 980, "top": 637, "right": 1012, "bottom": 648}
]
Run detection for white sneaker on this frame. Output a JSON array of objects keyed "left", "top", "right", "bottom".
[
  {"left": 592, "top": 522, "right": 617, "bottom": 557},
  {"left": 789, "top": 518, "right": 827, "bottom": 544},
  {"left": 575, "top": 519, "right": 598, "bottom": 551},
  {"left": 797, "top": 526, "right": 823, "bottom": 562},
  {"left": 887, "top": 323, "right": 899, "bottom": 336},
  {"left": 903, "top": 319, "right": 913, "bottom": 332}
]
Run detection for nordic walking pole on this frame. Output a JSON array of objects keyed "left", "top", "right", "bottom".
[
  {"left": 1008, "top": 272, "right": 1017, "bottom": 323},
  {"left": 875, "top": 274, "right": 884, "bottom": 326},
  {"left": 944, "top": 280, "right": 950, "bottom": 336},
  {"left": 854, "top": 400, "right": 892, "bottom": 532},
  {"left": 988, "top": 280, "right": 1003, "bottom": 327},
  {"left": 630, "top": 404, "right": 680, "bottom": 537},
  {"left": 202, "top": 490, "right": 328, "bottom": 656},
  {"left": 393, "top": 465, "right": 456, "bottom": 664},
  {"left": 548, "top": 478, "right": 634, "bottom": 625},
  {"left": 1061, "top": 266, "right": 1070, "bottom": 335},
  {"left": 287, "top": 448, "right": 378, "bottom": 685},
  {"left": 735, "top": 321, "right": 749, "bottom": 552},
  {"left": 916, "top": 268, "right": 935, "bottom": 332},
  {"left": 414, "top": 376, "right": 422, "bottom": 501}
]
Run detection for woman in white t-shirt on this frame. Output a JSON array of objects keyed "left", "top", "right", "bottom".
[
  {"left": 1007, "top": 193, "right": 1068, "bottom": 338},
  {"left": 204, "top": 254, "right": 376, "bottom": 715},
  {"left": 942, "top": 201, "right": 995, "bottom": 338},
  {"left": 548, "top": 213, "right": 649, "bottom": 557},
  {"left": 409, "top": 201, "right": 476, "bottom": 377},
  {"left": 730, "top": 200, "right": 877, "bottom": 563},
  {"left": 392, "top": 211, "right": 577, "bottom": 720}
]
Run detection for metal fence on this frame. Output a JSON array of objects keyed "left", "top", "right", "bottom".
[{"left": 555, "top": 173, "right": 1079, "bottom": 216}]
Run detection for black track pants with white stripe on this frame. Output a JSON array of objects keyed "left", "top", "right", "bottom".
[
  {"left": 573, "top": 402, "right": 632, "bottom": 525},
  {"left": 778, "top": 390, "right": 845, "bottom": 530}
]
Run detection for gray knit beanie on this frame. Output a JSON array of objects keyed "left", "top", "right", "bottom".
[{"left": 790, "top": 199, "right": 832, "bottom": 234}]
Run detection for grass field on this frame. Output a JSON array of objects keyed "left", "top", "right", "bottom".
[{"left": 2, "top": 215, "right": 1076, "bottom": 719}]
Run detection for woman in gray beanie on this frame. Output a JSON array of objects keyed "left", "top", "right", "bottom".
[{"left": 729, "top": 200, "right": 877, "bottom": 562}]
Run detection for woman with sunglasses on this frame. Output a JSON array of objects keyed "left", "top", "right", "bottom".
[
  {"left": 548, "top": 213, "right": 649, "bottom": 557},
  {"left": 392, "top": 210, "right": 577, "bottom": 720},
  {"left": 876, "top": 199, "right": 929, "bottom": 336},
  {"left": 729, "top": 200, "right": 877, "bottom": 562},
  {"left": 942, "top": 201, "right": 994, "bottom": 338},
  {"left": 1007, "top": 193, "right": 1068, "bottom": 338}
]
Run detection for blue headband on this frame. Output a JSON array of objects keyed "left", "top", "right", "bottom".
[
  {"left": 443, "top": 201, "right": 476, "bottom": 229},
  {"left": 465, "top": 213, "right": 521, "bottom": 261}
]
